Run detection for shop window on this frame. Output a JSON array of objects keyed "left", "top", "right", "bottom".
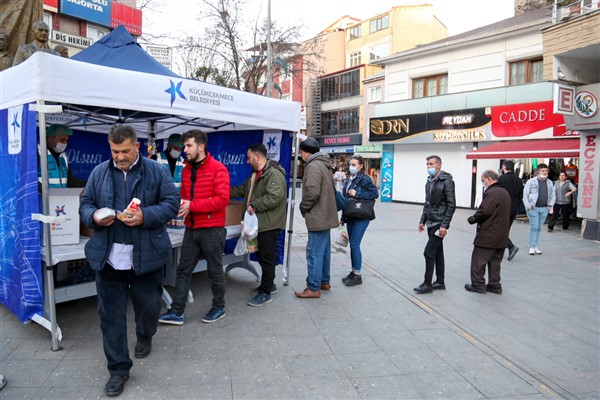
[
  {"left": 368, "top": 86, "right": 381, "bottom": 103},
  {"left": 412, "top": 74, "right": 448, "bottom": 98},
  {"left": 349, "top": 25, "right": 362, "bottom": 40},
  {"left": 370, "top": 15, "right": 389, "bottom": 33},
  {"left": 340, "top": 69, "right": 360, "bottom": 98},
  {"left": 320, "top": 108, "right": 359, "bottom": 135},
  {"left": 349, "top": 51, "right": 361, "bottom": 67},
  {"left": 509, "top": 58, "right": 543, "bottom": 85}
]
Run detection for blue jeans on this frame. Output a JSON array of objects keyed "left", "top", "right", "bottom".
[
  {"left": 346, "top": 219, "right": 370, "bottom": 273},
  {"left": 527, "top": 207, "right": 549, "bottom": 248},
  {"left": 306, "top": 230, "right": 331, "bottom": 291}
]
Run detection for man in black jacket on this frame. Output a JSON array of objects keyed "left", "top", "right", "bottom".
[
  {"left": 498, "top": 160, "right": 523, "bottom": 261},
  {"left": 415, "top": 155, "right": 456, "bottom": 294}
]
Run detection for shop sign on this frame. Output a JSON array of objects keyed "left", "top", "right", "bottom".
[
  {"left": 380, "top": 145, "right": 393, "bottom": 202},
  {"left": 44, "top": 0, "right": 59, "bottom": 9},
  {"left": 146, "top": 46, "right": 172, "bottom": 69},
  {"left": 369, "top": 108, "right": 490, "bottom": 143},
  {"left": 553, "top": 83, "right": 575, "bottom": 115},
  {"left": 354, "top": 144, "right": 382, "bottom": 153},
  {"left": 51, "top": 30, "right": 93, "bottom": 48},
  {"left": 575, "top": 91, "right": 598, "bottom": 118},
  {"left": 60, "top": 0, "right": 111, "bottom": 27},
  {"left": 578, "top": 133, "right": 599, "bottom": 219},
  {"left": 563, "top": 84, "right": 600, "bottom": 131},
  {"left": 110, "top": 1, "right": 142, "bottom": 36},
  {"left": 491, "top": 101, "right": 567, "bottom": 138},
  {"left": 316, "top": 134, "right": 362, "bottom": 147}
]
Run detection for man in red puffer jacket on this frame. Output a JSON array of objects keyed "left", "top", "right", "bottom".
[{"left": 159, "top": 129, "right": 230, "bottom": 325}]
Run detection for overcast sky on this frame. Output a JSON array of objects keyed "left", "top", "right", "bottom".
[{"left": 143, "top": 0, "right": 516, "bottom": 45}]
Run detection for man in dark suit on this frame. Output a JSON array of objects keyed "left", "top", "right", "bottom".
[{"left": 498, "top": 160, "right": 523, "bottom": 261}]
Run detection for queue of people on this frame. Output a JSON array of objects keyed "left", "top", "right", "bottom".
[{"left": 74, "top": 127, "right": 578, "bottom": 397}]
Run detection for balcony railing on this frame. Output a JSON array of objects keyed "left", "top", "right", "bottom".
[{"left": 553, "top": 0, "right": 600, "bottom": 23}]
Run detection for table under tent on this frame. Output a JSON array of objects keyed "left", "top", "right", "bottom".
[{"left": 0, "top": 29, "right": 301, "bottom": 351}]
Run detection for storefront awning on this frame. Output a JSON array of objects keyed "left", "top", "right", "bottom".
[{"left": 466, "top": 139, "right": 580, "bottom": 160}]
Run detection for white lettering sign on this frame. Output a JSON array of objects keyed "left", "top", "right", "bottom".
[
  {"left": 51, "top": 30, "right": 93, "bottom": 49},
  {"left": 146, "top": 46, "right": 173, "bottom": 70}
]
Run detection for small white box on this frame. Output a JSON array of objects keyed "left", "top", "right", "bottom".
[{"left": 47, "top": 188, "right": 81, "bottom": 245}]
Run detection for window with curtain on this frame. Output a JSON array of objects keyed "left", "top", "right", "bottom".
[
  {"left": 509, "top": 58, "right": 543, "bottom": 85},
  {"left": 412, "top": 74, "right": 448, "bottom": 98}
]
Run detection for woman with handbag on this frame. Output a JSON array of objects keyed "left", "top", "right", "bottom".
[{"left": 341, "top": 155, "right": 379, "bottom": 286}]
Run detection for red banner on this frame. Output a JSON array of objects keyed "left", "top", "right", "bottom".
[
  {"left": 491, "top": 101, "right": 567, "bottom": 138},
  {"left": 43, "top": 0, "right": 59, "bottom": 9},
  {"left": 110, "top": 2, "right": 142, "bottom": 36}
]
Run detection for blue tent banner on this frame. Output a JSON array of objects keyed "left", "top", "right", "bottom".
[{"left": 0, "top": 104, "right": 43, "bottom": 322}]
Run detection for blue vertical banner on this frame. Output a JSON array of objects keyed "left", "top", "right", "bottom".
[
  {"left": 208, "top": 130, "right": 292, "bottom": 265},
  {"left": 0, "top": 104, "right": 43, "bottom": 322},
  {"left": 380, "top": 144, "right": 394, "bottom": 202}
]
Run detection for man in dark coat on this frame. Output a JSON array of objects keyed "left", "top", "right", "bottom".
[
  {"left": 465, "top": 170, "right": 511, "bottom": 294},
  {"left": 498, "top": 160, "right": 523, "bottom": 261}
]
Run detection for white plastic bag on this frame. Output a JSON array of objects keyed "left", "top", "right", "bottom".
[
  {"left": 241, "top": 211, "right": 259, "bottom": 240},
  {"left": 335, "top": 225, "right": 348, "bottom": 247},
  {"left": 234, "top": 235, "right": 248, "bottom": 256}
]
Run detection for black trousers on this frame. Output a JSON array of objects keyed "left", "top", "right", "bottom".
[
  {"left": 548, "top": 203, "right": 571, "bottom": 230},
  {"left": 470, "top": 246, "right": 503, "bottom": 289},
  {"left": 423, "top": 225, "right": 445, "bottom": 285},
  {"left": 172, "top": 227, "right": 226, "bottom": 314},
  {"left": 506, "top": 212, "right": 517, "bottom": 250},
  {"left": 96, "top": 265, "right": 163, "bottom": 376},
  {"left": 256, "top": 229, "right": 281, "bottom": 295}
]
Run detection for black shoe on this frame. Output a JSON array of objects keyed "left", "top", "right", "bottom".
[
  {"left": 464, "top": 284, "right": 486, "bottom": 294},
  {"left": 432, "top": 281, "right": 446, "bottom": 290},
  {"left": 134, "top": 339, "right": 151, "bottom": 359},
  {"left": 507, "top": 246, "right": 519, "bottom": 261},
  {"left": 486, "top": 285, "right": 503, "bottom": 294},
  {"left": 344, "top": 274, "right": 362, "bottom": 286},
  {"left": 413, "top": 283, "right": 433, "bottom": 294},
  {"left": 104, "top": 375, "right": 128, "bottom": 397},
  {"left": 342, "top": 271, "right": 355, "bottom": 283}
]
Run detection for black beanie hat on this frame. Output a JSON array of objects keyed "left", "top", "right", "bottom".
[{"left": 299, "top": 137, "right": 319, "bottom": 154}]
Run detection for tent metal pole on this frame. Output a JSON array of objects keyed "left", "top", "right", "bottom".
[
  {"left": 38, "top": 102, "right": 62, "bottom": 351},
  {"left": 283, "top": 131, "right": 300, "bottom": 285}
]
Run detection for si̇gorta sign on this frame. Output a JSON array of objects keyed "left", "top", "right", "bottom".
[{"left": 60, "top": 0, "right": 111, "bottom": 27}]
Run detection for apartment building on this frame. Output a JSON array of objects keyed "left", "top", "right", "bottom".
[{"left": 42, "top": 0, "right": 142, "bottom": 57}]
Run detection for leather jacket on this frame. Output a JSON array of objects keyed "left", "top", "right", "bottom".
[{"left": 419, "top": 171, "right": 456, "bottom": 229}]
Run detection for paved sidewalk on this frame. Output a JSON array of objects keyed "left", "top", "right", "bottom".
[{"left": 1, "top": 199, "right": 598, "bottom": 399}]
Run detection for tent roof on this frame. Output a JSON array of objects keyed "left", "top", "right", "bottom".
[
  {"left": 466, "top": 139, "right": 580, "bottom": 159},
  {"left": 71, "top": 25, "right": 179, "bottom": 78},
  {"left": 0, "top": 52, "right": 300, "bottom": 137}
]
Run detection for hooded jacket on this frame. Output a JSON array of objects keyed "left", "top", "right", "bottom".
[
  {"left": 300, "top": 153, "right": 339, "bottom": 231},
  {"left": 419, "top": 170, "right": 456, "bottom": 229},
  {"left": 230, "top": 160, "right": 287, "bottom": 232}
]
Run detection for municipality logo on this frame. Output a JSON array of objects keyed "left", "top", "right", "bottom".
[{"left": 165, "top": 80, "right": 187, "bottom": 107}]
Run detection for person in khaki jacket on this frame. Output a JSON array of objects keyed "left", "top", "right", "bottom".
[
  {"left": 296, "top": 137, "right": 339, "bottom": 298},
  {"left": 231, "top": 143, "right": 287, "bottom": 307}
]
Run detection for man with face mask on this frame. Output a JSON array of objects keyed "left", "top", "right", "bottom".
[
  {"left": 465, "top": 170, "right": 511, "bottom": 294},
  {"left": 522, "top": 163, "right": 555, "bottom": 255},
  {"left": 38, "top": 124, "right": 85, "bottom": 188},
  {"left": 151, "top": 134, "right": 185, "bottom": 188},
  {"left": 415, "top": 155, "right": 456, "bottom": 294}
]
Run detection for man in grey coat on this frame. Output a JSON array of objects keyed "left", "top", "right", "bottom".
[
  {"left": 296, "top": 137, "right": 339, "bottom": 298},
  {"left": 465, "top": 170, "right": 511, "bottom": 294}
]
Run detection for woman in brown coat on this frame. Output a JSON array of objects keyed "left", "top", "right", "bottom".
[{"left": 465, "top": 170, "right": 511, "bottom": 294}]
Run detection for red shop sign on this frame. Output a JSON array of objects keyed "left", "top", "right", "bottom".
[
  {"left": 491, "top": 101, "right": 567, "bottom": 138},
  {"left": 44, "top": 0, "right": 59, "bottom": 8},
  {"left": 110, "top": 2, "right": 142, "bottom": 36}
]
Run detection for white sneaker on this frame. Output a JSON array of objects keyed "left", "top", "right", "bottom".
[
  {"left": 529, "top": 248, "right": 535, "bottom": 255},
  {"left": 534, "top": 247, "right": 542, "bottom": 254}
]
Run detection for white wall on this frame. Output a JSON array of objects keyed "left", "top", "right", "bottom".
[{"left": 385, "top": 30, "right": 544, "bottom": 101}]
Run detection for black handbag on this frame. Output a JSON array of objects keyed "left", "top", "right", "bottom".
[{"left": 343, "top": 198, "right": 376, "bottom": 220}]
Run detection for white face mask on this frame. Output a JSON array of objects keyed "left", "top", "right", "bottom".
[
  {"left": 54, "top": 142, "right": 68, "bottom": 153},
  {"left": 348, "top": 165, "right": 359, "bottom": 175},
  {"left": 169, "top": 148, "right": 181, "bottom": 159},
  {"left": 538, "top": 173, "right": 548, "bottom": 180}
]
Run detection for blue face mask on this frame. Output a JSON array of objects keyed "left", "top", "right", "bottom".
[
  {"left": 349, "top": 165, "right": 359, "bottom": 175},
  {"left": 427, "top": 168, "right": 437, "bottom": 176}
]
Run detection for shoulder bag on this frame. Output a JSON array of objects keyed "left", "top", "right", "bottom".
[{"left": 344, "top": 198, "right": 375, "bottom": 220}]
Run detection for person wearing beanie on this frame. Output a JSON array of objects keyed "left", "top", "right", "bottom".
[
  {"left": 151, "top": 133, "right": 185, "bottom": 188},
  {"left": 295, "top": 137, "right": 339, "bottom": 298},
  {"left": 38, "top": 124, "right": 86, "bottom": 188}
]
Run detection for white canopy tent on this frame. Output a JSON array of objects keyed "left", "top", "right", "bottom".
[{"left": 0, "top": 52, "right": 301, "bottom": 350}]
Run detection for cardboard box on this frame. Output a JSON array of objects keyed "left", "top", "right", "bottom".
[
  {"left": 47, "top": 188, "right": 81, "bottom": 245},
  {"left": 225, "top": 200, "right": 243, "bottom": 227}
]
